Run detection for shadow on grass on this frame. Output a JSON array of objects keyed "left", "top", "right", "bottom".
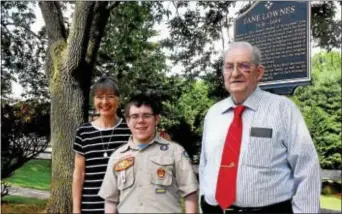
[{"left": 1, "top": 195, "right": 47, "bottom": 214}]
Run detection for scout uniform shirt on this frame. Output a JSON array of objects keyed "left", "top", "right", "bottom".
[{"left": 98, "top": 134, "right": 198, "bottom": 213}]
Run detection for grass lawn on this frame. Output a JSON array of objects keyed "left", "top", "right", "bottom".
[
  {"left": 5, "top": 159, "right": 51, "bottom": 191},
  {"left": 1, "top": 195, "right": 47, "bottom": 213},
  {"left": 320, "top": 194, "right": 342, "bottom": 211}
]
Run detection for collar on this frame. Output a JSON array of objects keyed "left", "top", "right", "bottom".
[
  {"left": 120, "top": 133, "right": 169, "bottom": 153},
  {"left": 221, "top": 87, "right": 264, "bottom": 114}
]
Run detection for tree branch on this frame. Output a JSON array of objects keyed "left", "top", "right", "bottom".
[
  {"left": 84, "top": 2, "right": 110, "bottom": 67},
  {"left": 39, "top": 1, "right": 67, "bottom": 43},
  {"left": 38, "top": 2, "right": 67, "bottom": 81},
  {"left": 44, "top": 49, "right": 53, "bottom": 80},
  {"left": 221, "top": 22, "right": 225, "bottom": 51},
  {"left": 172, "top": 1, "right": 181, "bottom": 18},
  {"left": 66, "top": 1, "right": 95, "bottom": 74},
  {"left": 1, "top": 22, "right": 42, "bottom": 40},
  {"left": 1, "top": 24, "right": 13, "bottom": 38}
]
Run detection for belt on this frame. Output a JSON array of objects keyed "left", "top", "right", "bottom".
[{"left": 200, "top": 196, "right": 293, "bottom": 213}]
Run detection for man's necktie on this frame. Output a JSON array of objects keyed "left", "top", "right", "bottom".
[{"left": 216, "top": 105, "right": 245, "bottom": 209}]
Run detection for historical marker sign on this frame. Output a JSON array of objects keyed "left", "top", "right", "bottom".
[{"left": 234, "top": 1, "right": 311, "bottom": 92}]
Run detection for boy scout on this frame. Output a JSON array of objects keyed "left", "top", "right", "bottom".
[{"left": 98, "top": 94, "right": 198, "bottom": 213}]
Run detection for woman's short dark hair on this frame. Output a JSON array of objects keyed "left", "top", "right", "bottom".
[
  {"left": 124, "top": 94, "right": 160, "bottom": 118},
  {"left": 91, "top": 76, "right": 120, "bottom": 97}
]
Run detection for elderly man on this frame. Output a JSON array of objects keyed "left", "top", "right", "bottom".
[{"left": 199, "top": 41, "right": 321, "bottom": 213}]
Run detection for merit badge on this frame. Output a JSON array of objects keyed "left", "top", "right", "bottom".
[
  {"left": 114, "top": 157, "right": 134, "bottom": 171},
  {"left": 157, "top": 167, "right": 166, "bottom": 180},
  {"left": 155, "top": 188, "right": 166, "bottom": 194},
  {"left": 160, "top": 144, "right": 169, "bottom": 151},
  {"left": 183, "top": 151, "right": 190, "bottom": 159}
]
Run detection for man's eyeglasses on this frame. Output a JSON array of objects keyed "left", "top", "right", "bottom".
[
  {"left": 128, "top": 113, "right": 154, "bottom": 121},
  {"left": 224, "top": 62, "right": 255, "bottom": 73}
]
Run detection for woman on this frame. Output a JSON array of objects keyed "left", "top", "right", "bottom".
[{"left": 72, "top": 77, "right": 131, "bottom": 214}]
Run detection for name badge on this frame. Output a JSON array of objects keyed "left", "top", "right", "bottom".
[{"left": 250, "top": 127, "right": 273, "bottom": 138}]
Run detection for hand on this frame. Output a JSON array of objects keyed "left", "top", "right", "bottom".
[
  {"left": 72, "top": 207, "right": 81, "bottom": 214},
  {"left": 158, "top": 130, "right": 171, "bottom": 140}
]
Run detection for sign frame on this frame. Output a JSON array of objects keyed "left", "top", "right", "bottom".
[{"left": 233, "top": 1, "right": 311, "bottom": 92}]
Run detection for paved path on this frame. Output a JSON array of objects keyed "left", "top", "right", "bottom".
[
  {"left": 8, "top": 186, "right": 50, "bottom": 200},
  {"left": 36, "top": 146, "right": 52, "bottom": 160}
]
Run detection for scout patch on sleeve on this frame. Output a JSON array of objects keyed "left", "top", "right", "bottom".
[
  {"left": 114, "top": 157, "right": 134, "bottom": 171},
  {"left": 183, "top": 150, "right": 190, "bottom": 159},
  {"left": 160, "top": 144, "right": 169, "bottom": 151}
]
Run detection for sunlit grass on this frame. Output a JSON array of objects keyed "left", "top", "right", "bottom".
[
  {"left": 6, "top": 159, "right": 51, "bottom": 191},
  {"left": 320, "top": 194, "right": 342, "bottom": 211}
]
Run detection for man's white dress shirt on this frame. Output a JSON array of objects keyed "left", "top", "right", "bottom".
[{"left": 199, "top": 87, "right": 321, "bottom": 213}]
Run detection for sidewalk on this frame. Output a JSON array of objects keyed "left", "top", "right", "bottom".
[{"left": 8, "top": 186, "right": 50, "bottom": 200}]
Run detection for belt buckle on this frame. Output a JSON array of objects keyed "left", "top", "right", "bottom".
[{"left": 223, "top": 208, "right": 234, "bottom": 214}]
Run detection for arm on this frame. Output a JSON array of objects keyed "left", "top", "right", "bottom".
[
  {"left": 199, "top": 114, "right": 208, "bottom": 197},
  {"left": 105, "top": 200, "right": 118, "bottom": 213},
  {"left": 198, "top": 131, "right": 206, "bottom": 214},
  {"left": 72, "top": 153, "right": 85, "bottom": 214},
  {"left": 285, "top": 102, "right": 321, "bottom": 213},
  {"left": 184, "top": 191, "right": 198, "bottom": 213},
  {"left": 98, "top": 155, "right": 120, "bottom": 211},
  {"left": 174, "top": 146, "right": 199, "bottom": 213}
]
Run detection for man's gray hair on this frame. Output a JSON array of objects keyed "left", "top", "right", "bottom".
[{"left": 223, "top": 41, "right": 262, "bottom": 65}]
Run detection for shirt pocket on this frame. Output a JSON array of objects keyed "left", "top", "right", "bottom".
[
  {"left": 149, "top": 156, "right": 174, "bottom": 186},
  {"left": 244, "top": 136, "right": 273, "bottom": 168},
  {"left": 117, "top": 166, "right": 135, "bottom": 190}
]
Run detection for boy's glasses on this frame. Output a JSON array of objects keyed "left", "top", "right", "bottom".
[{"left": 128, "top": 113, "right": 154, "bottom": 121}]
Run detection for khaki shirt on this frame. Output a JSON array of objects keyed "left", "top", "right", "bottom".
[{"left": 98, "top": 134, "right": 198, "bottom": 213}]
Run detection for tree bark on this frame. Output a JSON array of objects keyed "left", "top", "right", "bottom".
[
  {"left": 48, "top": 75, "right": 86, "bottom": 213},
  {"left": 38, "top": 1, "right": 118, "bottom": 212}
]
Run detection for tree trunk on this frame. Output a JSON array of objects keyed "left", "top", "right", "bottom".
[
  {"left": 39, "top": 1, "right": 115, "bottom": 212},
  {"left": 46, "top": 59, "right": 91, "bottom": 213}
]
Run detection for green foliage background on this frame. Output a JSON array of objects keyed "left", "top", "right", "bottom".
[
  {"left": 1, "top": 2, "right": 341, "bottom": 169},
  {"left": 291, "top": 51, "right": 341, "bottom": 169}
]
